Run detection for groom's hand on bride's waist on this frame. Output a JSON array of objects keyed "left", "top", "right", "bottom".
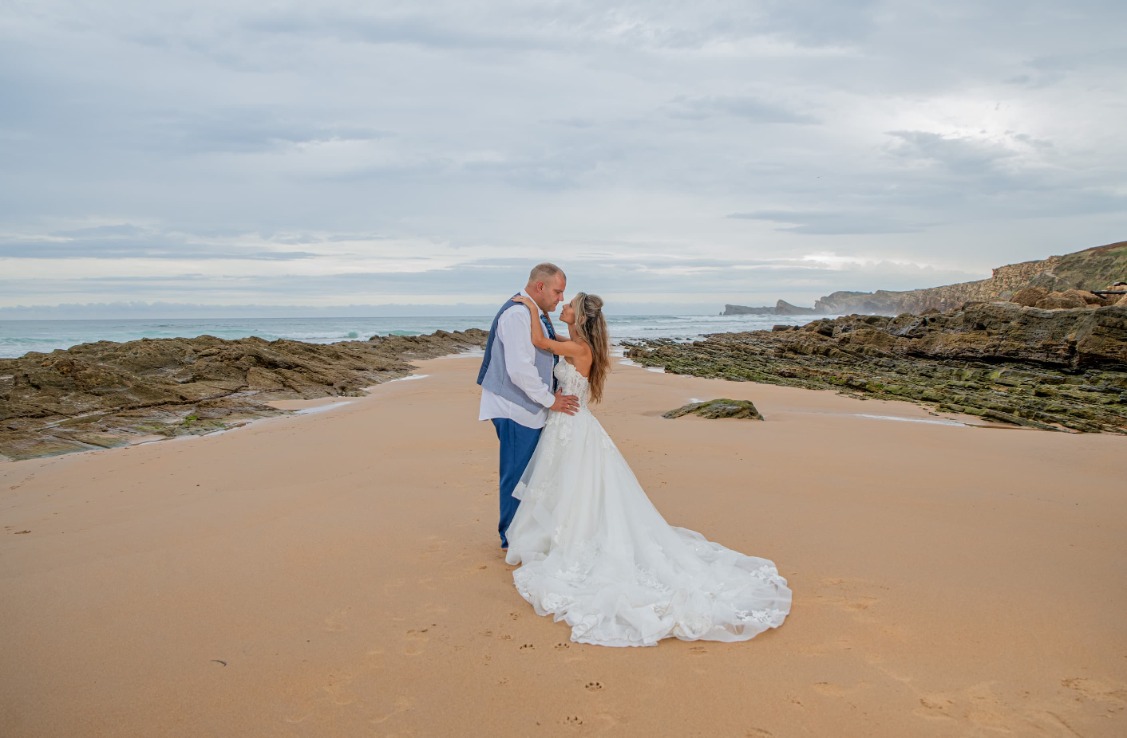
[{"left": 550, "top": 390, "right": 580, "bottom": 415}]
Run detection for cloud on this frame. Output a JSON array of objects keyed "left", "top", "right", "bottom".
[
  {"left": 885, "top": 130, "right": 1019, "bottom": 176},
  {"left": 0, "top": 0, "right": 1125, "bottom": 314},
  {"left": 0, "top": 225, "right": 319, "bottom": 260},
  {"left": 727, "top": 210, "right": 916, "bottom": 235},
  {"left": 667, "top": 95, "right": 818, "bottom": 124}
]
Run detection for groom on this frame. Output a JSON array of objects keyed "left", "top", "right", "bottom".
[{"left": 478, "top": 262, "right": 579, "bottom": 549}]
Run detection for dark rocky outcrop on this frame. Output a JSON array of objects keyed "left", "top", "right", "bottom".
[
  {"left": 626, "top": 304, "right": 1127, "bottom": 434},
  {"left": 663, "top": 399, "right": 763, "bottom": 420},
  {"left": 722, "top": 304, "right": 777, "bottom": 316},
  {"left": 774, "top": 300, "right": 819, "bottom": 316},
  {"left": 722, "top": 300, "right": 817, "bottom": 316},
  {"left": 0, "top": 329, "right": 487, "bottom": 460}
]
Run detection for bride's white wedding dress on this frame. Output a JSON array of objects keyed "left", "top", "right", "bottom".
[{"left": 504, "top": 360, "right": 791, "bottom": 647}]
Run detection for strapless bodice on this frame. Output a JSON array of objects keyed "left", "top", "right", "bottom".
[{"left": 554, "top": 360, "right": 589, "bottom": 406}]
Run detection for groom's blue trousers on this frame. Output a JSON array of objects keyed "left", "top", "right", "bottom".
[{"left": 492, "top": 418, "right": 543, "bottom": 548}]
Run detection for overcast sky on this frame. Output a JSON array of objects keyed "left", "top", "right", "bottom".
[{"left": 2, "top": 1, "right": 1124, "bottom": 316}]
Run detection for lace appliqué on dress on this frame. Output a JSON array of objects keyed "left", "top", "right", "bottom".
[{"left": 503, "top": 359, "right": 792, "bottom": 647}]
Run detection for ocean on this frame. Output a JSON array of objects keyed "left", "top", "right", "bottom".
[{"left": 0, "top": 313, "right": 820, "bottom": 360}]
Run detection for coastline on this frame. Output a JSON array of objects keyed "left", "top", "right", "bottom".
[{"left": 2, "top": 355, "right": 1125, "bottom": 736}]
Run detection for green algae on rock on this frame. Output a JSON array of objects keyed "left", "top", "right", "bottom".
[
  {"left": 0, "top": 329, "right": 487, "bottom": 461},
  {"left": 627, "top": 304, "right": 1127, "bottom": 435},
  {"left": 664, "top": 399, "right": 764, "bottom": 420}
]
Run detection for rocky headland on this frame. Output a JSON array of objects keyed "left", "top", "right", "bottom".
[
  {"left": 627, "top": 302, "right": 1127, "bottom": 434},
  {"left": 0, "top": 329, "right": 487, "bottom": 460},
  {"left": 722, "top": 240, "right": 1127, "bottom": 316},
  {"left": 722, "top": 300, "right": 818, "bottom": 316}
]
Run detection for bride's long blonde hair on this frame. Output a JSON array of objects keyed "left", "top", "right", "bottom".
[{"left": 570, "top": 292, "right": 610, "bottom": 404}]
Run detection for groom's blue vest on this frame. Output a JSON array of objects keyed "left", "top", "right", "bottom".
[{"left": 477, "top": 298, "right": 555, "bottom": 414}]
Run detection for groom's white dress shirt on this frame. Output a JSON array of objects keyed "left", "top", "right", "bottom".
[{"left": 478, "top": 289, "right": 555, "bottom": 430}]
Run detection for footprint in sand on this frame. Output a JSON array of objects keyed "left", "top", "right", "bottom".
[
  {"left": 918, "top": 695, "right": 955, "bottom": 716},
  {"left": 813, "top": 681, "right": 869, "bottom": 701},
  {"left": 283, "top": 712, "right": 312, "bottom": 725},
  {"left": 554, "top": 643, "right": 571, "bottom": 651},
  {"left": 404, "top": 628, "right": 430, "bottom": 656},
  {"left": 324, "top": 608, "right": 350, "bottom": 632},
  {"left": 509, "top": 612, "right": 520, "bottom": 621},
  {"left": 817, "top": 577, "right": 888, "bottom": 619},
  {"left": 1061, "top": 677, "right": 1127, "bottom": 711},
  {"left": 371, "top": 695, "right": 413, "bottom": 725},
  {"left": 519, "top": 643, "right": 535, "bottom": 651},
  {"left": 564, "top": 715, "right": 584, "bottom": 726},
  {"left": 322, "top": 672, "right": 357, "bottom": 706},
  {"left": 585, "top": 682, "right": 603, "bottom": 692},
  {"left": 421, "top": 537, "right": 448, "bottom": 557},
  {"left": 797, "top": 636, "right": 854, "bottom": 657},
  {"left": 843, "top": 596, "right": 879, "bottom": 612},
  {"left": 916, "top": 682, "right": 1037, "bottom": 732}
]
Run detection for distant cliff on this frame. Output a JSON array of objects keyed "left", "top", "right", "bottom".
[
  {"left": 814, "top": 241, "right": 1127, "bottom": 315},
  {"left": 723, "top": 240, "right": 1127, "bottom": 316},
  {"left": 722, "top": 300, "right": 817, "bottom": 316}
]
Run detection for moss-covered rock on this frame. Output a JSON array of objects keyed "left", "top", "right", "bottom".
[
  {"left": 663, "top": 399, "right": 764, "bottom": 420},
  {"left": 0, "top": 329, "right": 488, "bottom": 460},
  {"left": 625, "top": 305, "right": 1126, "bottom": 434}
]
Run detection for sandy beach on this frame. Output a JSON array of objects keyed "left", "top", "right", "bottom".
[{"left": 2, "top": 355, "right": 1125, "bottom": 737}]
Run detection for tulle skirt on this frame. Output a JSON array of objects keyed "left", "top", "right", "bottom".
[{"left": 504, "top": 408, "right": 791, "bottom": 647}]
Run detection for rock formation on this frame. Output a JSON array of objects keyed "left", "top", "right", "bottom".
[
  {"left": 722, "top": 300, "right": 817, "bottom": 316},
  {"left": 0, "top": 329, "right": 487, "bottom": 460},
  {"left": 723, "top": 240, "right": 1127, "bottom": 316},
  {"left": 663, "top": 399, "right": 763, "bottom": 420},
  {"left": 626, "top": 303, "right": 1127, "bottom": 434},
  {"left": 813, "top": 241, "right": 1127, "bottom": 315}
]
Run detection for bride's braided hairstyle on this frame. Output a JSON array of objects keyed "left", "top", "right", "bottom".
[{"left": 569, "top": 292, "right": 610, "bottom": 404}]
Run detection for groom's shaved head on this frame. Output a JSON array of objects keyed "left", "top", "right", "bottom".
[
  {"left": 528, "top": 262, "right": 564, "bottom": 283},
  {"left": 527, "top": 262, "right": 567, "bottom": 313}
]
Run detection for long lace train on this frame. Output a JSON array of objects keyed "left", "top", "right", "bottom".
[{"left": 504, "top": 361, "right": 791, "bottom": 647}]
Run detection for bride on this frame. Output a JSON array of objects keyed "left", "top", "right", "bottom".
[{"left": 504, "top": 292, "right": 791, "bottom": 647}]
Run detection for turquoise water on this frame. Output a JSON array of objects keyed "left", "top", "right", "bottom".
[{"left": 0, "top": 314, "right": 819, "bottom": 359}]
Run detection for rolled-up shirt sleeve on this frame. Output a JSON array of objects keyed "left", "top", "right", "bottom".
[{"left": 497, "top": 306, "right": 555, "bottom": 408}]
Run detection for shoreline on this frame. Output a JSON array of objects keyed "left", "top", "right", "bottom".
[{"left": 1, "top": 353, "right": 1005, "bottom": 466}]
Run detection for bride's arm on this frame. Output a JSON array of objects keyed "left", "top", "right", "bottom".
[{"left": 512, "top": 296, "right": 590, "bottom": 360}]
